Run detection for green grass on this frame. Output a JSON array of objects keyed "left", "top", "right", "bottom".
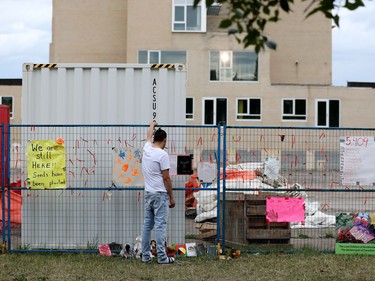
[{"left": 0, "top": 252, "right": 374, "bottom": 281}]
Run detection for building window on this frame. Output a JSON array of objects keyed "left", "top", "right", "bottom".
[
  {"left": 186, "top": 97, "right": 193, "bottom": 119},
  {"left": 237, "top": 98, "right": 261, "bottom": 120},
  {"left": 316, "top": 99, "right": 340, "bottom": 127},
  {"left": 282, "top": 99, "right": 306, "bottom": 120},
  {"left": 1, "top": 96, "right": 13, "bottom": 118},
  {"left": 203, "top": 98, "right": 227, "bottom": 125},
  {"left": 210, "top": 51, "right": 258, "bottom": 81},
  {"left": 172, "top": 0, "right": 206, "bottom": 32},
  {"left": 138, "top": 50, "right": 187, "bottom": 64}
]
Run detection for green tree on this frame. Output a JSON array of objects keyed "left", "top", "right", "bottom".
[{"left": 196, "top": 0, "right": 367, "bottom": 52}]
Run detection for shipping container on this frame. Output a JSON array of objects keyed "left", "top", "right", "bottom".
[
  {"left": 22, "top": 63, "right": 187, "bottom": 125},
  {"left": 19, "top": 63, "right": 188, "bottom": 248}
]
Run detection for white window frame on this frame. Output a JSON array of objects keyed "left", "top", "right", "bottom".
[
  {"left": 281, "top": 98, "right": 307, "bottom": 122},
  {"left": 202, "top": 98, "right": 216, "bottom": 125},
  {"left": 186, "top": 97, "right": 194, "bottom": 120},
  {"left": 0, "top": 96, "right": 14, "bottom": 119},
  {"left": 148, "top": 50, "right": 161, "bottom": 64},
  {"left": 202, "top": 97, "right": 227, "bottom": 125},
  {"left": 209, "top": 50, "right": 258, "bottom": 82},
  {"left": 138, "top": 50, "right": 160, "bottom": 64},
  {"left": 315, "top": 99, "right": 340, "bottom": 127},
  {"left": 219, "top": 51, "right": 233, "bottom": 81},
  {"left": 138, "top": 50, "right": 187, "bottom": 64},
  {"left": 236, "top": 98, "right": 262, "bottom": 121},
  {"left": 172, "top": 0, "right": 206, "bottom": 32}
]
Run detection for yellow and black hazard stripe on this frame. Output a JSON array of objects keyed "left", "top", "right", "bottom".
[
  {"left": 33, "top": 64, "right": 57, "bottom": 69},
  {"left": 150, "top": 64, "right": 175, "bottom": 69}
]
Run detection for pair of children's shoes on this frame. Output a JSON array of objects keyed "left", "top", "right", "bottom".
[{"left": 157, "top": 257, "right": 175, "bottom": 264}]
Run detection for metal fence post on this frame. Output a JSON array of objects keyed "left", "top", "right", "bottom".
[
  {"left": 216, "top": 123, "right": 221, "bottom": 245},
  {"left": 221, "top": 122, "right": 227, "bottom": 251},
  {"left": 6, "top": 123, "right": 10, "bottom": 252}
]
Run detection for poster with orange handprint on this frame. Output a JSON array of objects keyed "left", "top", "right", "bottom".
[{"left": 112, "top": 147, "right": 143, "bottom": 187}]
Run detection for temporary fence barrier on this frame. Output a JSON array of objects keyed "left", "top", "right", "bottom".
[
  {"left": 1, "top": 124, "right": 375, "bottom": 254},
  {"left": 220, "top": 125, "right": 375, "bottom": 254}
]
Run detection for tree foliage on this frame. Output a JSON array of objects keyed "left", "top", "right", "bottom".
[{"left": 195, "top": 0, "right": 366, "bottom": 52}]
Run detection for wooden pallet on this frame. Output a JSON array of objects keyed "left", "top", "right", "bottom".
[
  {"left": 195, "top": 222, "right": 217, "bottom": 240},
  {"left": 221, "top": 192, "right": 291, "bottom": 245}
]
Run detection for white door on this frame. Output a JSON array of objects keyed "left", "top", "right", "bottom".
[
  {"left": 203, "top": 98, "right": 227, "bottom": 125},
  {"left": 315, "top": 99, "right": 340, "bottom": 127}
]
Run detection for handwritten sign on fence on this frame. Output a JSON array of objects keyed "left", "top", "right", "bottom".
[
  {"left": 198, "top": 161, "right": 217, "bottom": 183},
  {"left": 264, "top": 156, "right": 280, "bottom": 180},
  {"left": 112, "top": 147, "right": 143, "bottom": 187},
  {"left": 266, "top": 197, "right": 305, "bottom": 223},
  {"left": 27, "top": 140, "right": 66, "bottom": 189},
  {"left": 340, "top": 136, "right": 375, "bottom": 185}
]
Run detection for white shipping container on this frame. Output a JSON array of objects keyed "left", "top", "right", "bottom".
[
  {"left": 20, "top": 63, "right": 188, "bottom": 248},
  {"left": 22, "top": 63, "right": 187, "bottom": 125}
]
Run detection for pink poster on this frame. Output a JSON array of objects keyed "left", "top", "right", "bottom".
[{"left": 266, "top": 197, "right": 305, "bottom": 223}]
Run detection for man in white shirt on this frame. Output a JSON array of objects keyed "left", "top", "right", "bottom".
[{"left": 141, "top": 121, "right": 175, "bottom": 264}]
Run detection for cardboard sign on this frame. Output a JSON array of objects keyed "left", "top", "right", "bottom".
[
  {"left": 266, "top": 197, "right": 305, "bottom": 223},
  {"left": 27, "top": 140, "right": 66, "bottom": 189},
  {"left": 177, "top": 155, "right": 193, "bottom": 175},
  {"left": 336, "top": 212, "right": 375, "bottom": 255},
  {"left": 349, "top": 225, "right": 375, "bottom": 244},
  {"left": 186, "top": 242, "right": 197, "bottom": 257},
  {"left": 112, "top": 147, "right": 143, "bottom": 187}
]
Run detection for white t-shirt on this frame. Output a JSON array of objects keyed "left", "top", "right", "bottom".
[{"left": 142, "top": 141, "right": 170, "bottom": 193}]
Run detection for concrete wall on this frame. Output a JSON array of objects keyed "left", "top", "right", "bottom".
[{"left": 50, "top": 0, "right": 128, "bottom": 63}]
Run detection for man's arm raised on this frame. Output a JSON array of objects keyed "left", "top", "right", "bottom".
[{"left": 146, "top": 121, "right": 157, "bottom": 142}]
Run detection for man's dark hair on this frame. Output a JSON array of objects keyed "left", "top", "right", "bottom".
[{"left": 154, "top": 128, "right": 167, "bottom": 142}]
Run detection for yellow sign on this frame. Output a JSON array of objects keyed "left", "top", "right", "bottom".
[{"left": 27, "top": 140, "right": 66, "bottom": 189}]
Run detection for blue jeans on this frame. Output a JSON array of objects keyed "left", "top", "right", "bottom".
[{"left": 141, "top": 191, "right": 169, "bottom": 262}]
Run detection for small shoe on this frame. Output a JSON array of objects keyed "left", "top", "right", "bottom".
[
  {"left": 142, "top": 258, "right": 152, "bottom": 264},
  {"left": 157, "top": 257, "right": 175, "bottom": 265}
]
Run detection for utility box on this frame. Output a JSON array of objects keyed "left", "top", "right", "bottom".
[{"left": 22, "top": 63, "right": 187, "bottom": 125}]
